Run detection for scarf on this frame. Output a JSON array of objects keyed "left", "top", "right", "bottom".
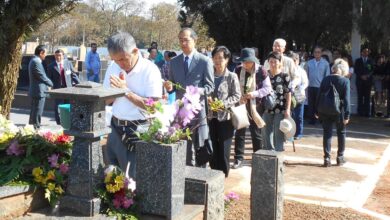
[{"left": 239, "top": 64, "right": 266, "bottom": 128}]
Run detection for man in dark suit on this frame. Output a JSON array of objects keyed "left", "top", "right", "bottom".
[
  {"left": 354, "top": 47, "right": 374, "bottom": 117},
  {"left": 47, "top": 49, "right": 80, "bottom": 124},
  {"left": 164, "top": 27, "right": 214, "bottom": 166},
  {"left": 28, "top": 45, "right": 53, "bottom": 129}
]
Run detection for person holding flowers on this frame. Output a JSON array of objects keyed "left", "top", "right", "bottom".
[
  {"left": 103, "top": 32, "right": 162, "bottom": 179},
  {"left": 207, "top": 46, "right": 241, "bottom": 177}
]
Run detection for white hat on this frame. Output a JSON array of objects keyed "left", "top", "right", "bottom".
[{"left": 279, "top": 116, "right": 296, "bottom": 140}]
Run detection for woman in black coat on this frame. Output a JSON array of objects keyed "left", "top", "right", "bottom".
[{"left": 315, "top": 58, "right": 351, "bottom": 167}]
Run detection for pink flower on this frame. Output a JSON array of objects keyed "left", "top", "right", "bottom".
[
  {"left": 122, "top": 198, "right": 134, "bottom": 209},
  {"left": 145, "top": 98, "right": 155, "bottom": 107},
  {"left": 59, "top": 163, "right": 69, "bottom": 174},
  {"left": 48, "top": 154, "right": 59, "bottom": 168},
  {"left": 6, "top": 141, "right": 24, "bottom": 156},
  {"left": 42, "top": 131, "right": 55, "bottom": 142},
  {"left": 184, "top": 86, "right": 201, "bottom": 105},
  {"left": 227, "top": 192, "right": 239, "bottom": 200},
  {"left": 113, "top": 198, "right": 121, "bottom": 209},
  {"left": 56, "top": 134, "right": 70, "bottom": 144}
]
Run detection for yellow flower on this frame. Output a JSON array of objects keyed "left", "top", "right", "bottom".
[
  {"left": 114, "top": 175, "right": 125, "bottom": 188},
  {"left": 106, "top": 183, "right": 120, "bottom": 193},
  {"left": 34, "top": 176, "right": 43, "bottom": 183},
  {"left": 55, "top": 186, "right": 64, "bottom": 194},
  {"left": 104, "top": 172, "right": 113, "bottom": 183},
  {"left": 47, "top": 170, "right": 56, "bottom": 181},
  {"left": 47, "top": 183, "right": 55, "bottom": 191},
  {"left": 32, "top": 167, "right": 43, "bottom": 177}
]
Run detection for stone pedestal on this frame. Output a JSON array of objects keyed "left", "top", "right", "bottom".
[
  {"left": 251, "top": 150, "right": 284, "bottom": 220},
  {"left": 184, "top": 166, "right": 225, "bottom": 220},
  {"left": 47, "top": 81, "right": 125, "bottom": 216},
  {"left": 136, "top": 141, "right": 187, "bottom": 219}
]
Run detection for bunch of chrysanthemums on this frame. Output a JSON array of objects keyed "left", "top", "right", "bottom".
[
  {"left": 137, "top": 85, "right": 202, "bottom": 144},
  {"left": 0, "top": 110, "right": 72, "bottom": 206},
  {"left": 97, "top": 165, "right": 137, "bottom": 219},
  {"left": 224, "top": 191, "right": 240, "bottom": 210}
]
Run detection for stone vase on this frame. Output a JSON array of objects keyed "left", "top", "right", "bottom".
[{"left": 135, "top": 140, "right": 187, "bottom": 219}]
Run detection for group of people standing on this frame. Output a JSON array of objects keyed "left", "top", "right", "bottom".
[{"left": 30, "top": 27, "right": 387, "bottom": 180}]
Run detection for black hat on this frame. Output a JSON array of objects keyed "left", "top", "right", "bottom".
[{"left": 234, "top": 48, "right": 259, "bottom": 64}]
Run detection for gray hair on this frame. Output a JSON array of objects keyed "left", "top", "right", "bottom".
[
  {"left": 179, "top": 27, "right": 198, "bottom": 40},
  {"left": 331, "top": 58, "right": 349, "bottom": 77},
  {"left": 273, "top": 38, "right": 287, "bottom": 47},
  {"left": 107, "top": 32, "right": 136, "bottom": 55}
]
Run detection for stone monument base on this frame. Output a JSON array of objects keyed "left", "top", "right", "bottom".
[{"left": 60, "top": 196, "right": 101, "bottom": 216}]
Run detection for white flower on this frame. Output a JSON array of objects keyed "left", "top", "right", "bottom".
[
  {"left": 127, "top": 178, "right": 136, "bottom": 191},
  {"left": 20, "top": 124, "right": 35, "bottom": 136},
  {"left": 104, "top": 165, "right": 116, "bottom": 175}
]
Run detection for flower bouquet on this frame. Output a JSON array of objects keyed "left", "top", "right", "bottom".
[
  {"left": 136, "top": 85, "right": 202, "bottom": 144},
  {"left": 97, "top": 166, "right": 137, "bottom": 220},
  {"left": 0, "top": 112, "right": 72, "bottom": 206}
]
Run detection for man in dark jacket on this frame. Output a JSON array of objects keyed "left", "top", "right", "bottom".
[
  {"left": 28, "top": 45, "right": 53, "bottom": 129},
  {"left": 354, "top": 47, "right": 374, "bottom": 117},
  {"left": 47, "top": 49, "right": 80, "bottom": 124}
]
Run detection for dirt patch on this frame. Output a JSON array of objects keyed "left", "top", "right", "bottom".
[
  {"left": 225, "top": 194, "right": 377, "bottom": 220},
  {"left": 364, "top": 161, "right": 390, "bottom": 216}
]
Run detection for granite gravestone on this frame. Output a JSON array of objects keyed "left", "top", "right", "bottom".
[
  {"left": 251, "top": 150, "right": 284, "bottom": 220},
  {"left": 136, "top": 140, "right": 187, "bottom": 219},
  {"left": 184, "top": 166, "right": 225, "bottom": 220},
  {"left": 47, "top": 81, "right": 125, "bottom": 216}
]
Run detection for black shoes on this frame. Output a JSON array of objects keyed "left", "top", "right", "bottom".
[
  {"left": 232, "top": 159, "right": 243, "bottom": 169},
  {"left": 336, "top": 156, "right": 346, "bottom": 166},
  {"left": 323, "top": 158, "right": 331, "bottom": 167}
]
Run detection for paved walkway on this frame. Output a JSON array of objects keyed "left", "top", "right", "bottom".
[{"left": 225, "top": 117, "right": 390, "bottom": 220}]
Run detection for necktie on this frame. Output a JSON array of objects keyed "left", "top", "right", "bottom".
[
  {"left": 60, "top": 63, "right": 66, "bottom": 87},
  {"left": 184, "top": 56, "right": 189, "bottom": 75}
]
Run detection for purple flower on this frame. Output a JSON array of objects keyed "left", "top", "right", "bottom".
[
  {"left": 227, "top": 192, "right": 240, "bottom": 200},
  {"left": 6, "top": 141, "right": 24, "bottom": 156},
  {"left": 48, "top": 154, "right": 59, "bottom": 168},
  {"left": 122, "top": 198, "right": 134, "bottom": 208},
  {"left": 145, "top": 98, "right": 155, "bottom": 106},
  {"left": 59, "top": 163, "right": 69, "bottom": 174},
  {"left": 184, "top": 86, "right": 201, "bottom": 104}
]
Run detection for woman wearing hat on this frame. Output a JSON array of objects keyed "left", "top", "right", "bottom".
[
  {"left": 232, "top": 48, "right": 272, "bottom": 169},
  {"left": 207, "top": 46, "right": 241, "bottom": 177},
  {"left": 263, "top": 52, "right": 292, "bottom": 152},
  {"left": 315, "top": 58, "right": 351, "bottom": 167}
]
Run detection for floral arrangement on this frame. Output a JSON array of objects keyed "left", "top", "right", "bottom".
[
  {"left": 137, "top": 85, "right": 202, "bottom": 144},
  {"left": 97, "top": 166, "right": 137, "bottom": 220},
  {"left": 209, "top": 98, "right": 225, "bottom": 112},
  {"left": 224, "top": 191, "right": 240, "bottom": 210},
  {"left": 0, "top": 112, "right": 72, "bottom": 206}
]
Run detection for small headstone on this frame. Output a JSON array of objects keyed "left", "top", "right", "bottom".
[{"left": 251, "top": 150, "right": 284, "bottom": 220}]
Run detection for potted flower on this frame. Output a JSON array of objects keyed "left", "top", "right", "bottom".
[{"left": 134, "top": 85, "right": 202, "bottom": 218}]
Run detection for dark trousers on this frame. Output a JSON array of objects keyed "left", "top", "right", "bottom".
[
  {"left": 29, "top": 97, "right": 46, "bottom": 129},
  {"left": 292, "top": 103, "right": 305, "bottom": 138},
  {"left": 106, "top": 119, "right": 145, "bottom": 179},
  {"left": 234, "top": 117, "right": 262, "bottom": 161},
  {"left": 307, "top": 87, "right": 319, "bottom": 123},
  {"left": 356, "top": 79, "right": 372, "bottom": 116},
  {"left": 54, "top": 99, "right": 69, "bottom": 125},
  {"left": 387, "top": 86, "right": 390, "bottom": 115},
  {"left": 321, "top": 118, "right": 346, "bottom": 159},
  {"left": 209, "top": 118, "right": 234, "bottom": 177}
]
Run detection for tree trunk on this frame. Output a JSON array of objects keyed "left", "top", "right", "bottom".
[{"left": 0, "top": 36, "right": 24, "bottom": 119}]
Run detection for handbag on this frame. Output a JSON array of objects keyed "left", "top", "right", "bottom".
[
  {"left": 293, "top": 87, "right": 306, "bottom": 104},
  {"left": 230, "top": 104, "right": 250, "bottom": 130},
  {"left": 196, "top": 138, "right": 213, "bottom": 166},
  {"left": 262, "top": 91, "right": 277, "bottom": 110}
]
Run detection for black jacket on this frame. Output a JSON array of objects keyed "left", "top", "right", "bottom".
[{"left": 315, "top": 74, "right": 351, "bottom": 121}]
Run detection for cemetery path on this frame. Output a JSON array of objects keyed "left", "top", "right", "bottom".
[{"left": 225, "top": 116, "right": 390, "bottom": 220}]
